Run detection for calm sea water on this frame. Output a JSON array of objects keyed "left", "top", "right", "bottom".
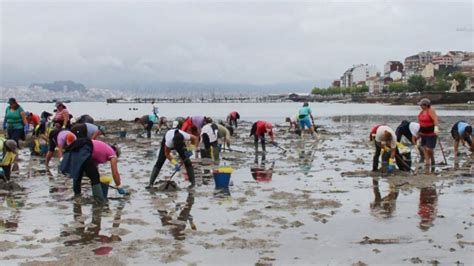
[{"left": 0, "top": 102, "right": 472, "bottom": 123}]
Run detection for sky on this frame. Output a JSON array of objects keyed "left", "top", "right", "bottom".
[{"left": 0, "top": 0, "right": 472, "bottom": 90}]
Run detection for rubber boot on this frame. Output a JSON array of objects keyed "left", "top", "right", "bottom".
[
  {"left": 185, "top": 159, "right": 196, "bottom": 188},
  {"left": 149, "top": 166, "right": 160, "bottom": 187},
  {"left": 91, "top": 184, "right": 106, "bottom": 204}
]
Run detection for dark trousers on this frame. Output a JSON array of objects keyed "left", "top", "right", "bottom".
[
  {"left": 146, "top": 121, "right": 154, "bottom": 138},
  {"left": 230, "top": 118, "right": 238, "bottom": 128},
  {"left": 1, "top": 166, "right": 12, "bottom": 181},
  {"left": 73, "top": 157, "right": 100, "bottom": 195},
  {"left": 373, "top": 142, "right": 381, "bottom": 171},
  {"left": 153, "top": 139, "right": 195, "bottom": 184},
  {"left": 201, "top": 133, "right": 219, "bottom": 161},
  {"left": 254, "top": 135, "right": 266, "bottom": 152},
  {"left": 7, "top": 129, "right": 24, "bottom": 146}
]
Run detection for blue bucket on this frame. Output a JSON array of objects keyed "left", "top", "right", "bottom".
[{"left": 213, "top": 166, "right": 233, "bottom": 188}]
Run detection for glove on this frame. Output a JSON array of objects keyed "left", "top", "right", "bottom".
[
  {"left": 170, "top": 159, "right": 180, "bottom": 171},
  {"left": 187, "top": 144, "right": 197, "bottom": 151},
  {"left": 184, "top": 150, "right": 193, "bottom": 158},
  {"left": 24, "top": 124, "right": 29, "bottom": 135},
  {"left": 117, "top": 187, "right": 127, "bottom": 195},
  {"left": 383, "top": 146, "right": 391, "bottom": 152},
  {"left": 434, "top": 126, "right": 439, "bottom": 135},
  {"left": 388, "top": 158, "right": 395, "bottom": 165}
]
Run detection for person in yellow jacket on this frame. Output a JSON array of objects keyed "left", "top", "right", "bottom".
[{"left": 0, "top": 139, "right": 18, "bottom": 182}]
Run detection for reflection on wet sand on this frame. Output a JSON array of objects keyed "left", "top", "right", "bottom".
[
  {"left": 251, "top": 154, "right": 274, "bottom": 182},
  {"left": 61, "top": 200, "right": 124, "bottom": 251},
  {"left": 418, "top": 186, "right": 438, "bottom": 231},
  {"left": 158, "top": 192, "right": 196, "bottom": 240},
  {"left": 0, "top": 195, "right": 24, "bottom": 233},
  {"left": 370, "top": 178, "right": 399, "bottom": 218}
]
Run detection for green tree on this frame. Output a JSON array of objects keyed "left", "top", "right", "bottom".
[
  {"left": 407, "top": 75, "right": 427, "bottom": 92},
  {"left": 452, "top": 72, "right": 467, "bottom": 91},
  {"left": 311, "top": 87, "right": 324, "bottom": 95},
  {"left": 433, "top": 78, "right": 450, "bottom": 91},
  {"left": 388, "top": 82, "right": 409, "bottom": 93}
]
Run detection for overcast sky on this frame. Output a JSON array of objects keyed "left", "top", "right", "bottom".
[{"left": 1, "top": 0, "right": 472, "bottom": 89}]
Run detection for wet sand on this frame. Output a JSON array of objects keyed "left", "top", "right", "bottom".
[{"left": 0, "top": 115, "right": 473, "bottom": 265}]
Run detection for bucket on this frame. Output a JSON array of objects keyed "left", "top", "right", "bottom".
[
  {"left": 213, "top": 166, "right": 233, "bottom": 188},
  {"left": 119, "top": 128, "right": 127, "bottom": 138},
  {"left": 100, "top": 176, "right": 112, "bottom": 198}
]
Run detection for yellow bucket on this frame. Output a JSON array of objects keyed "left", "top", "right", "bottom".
[{"left": 216, "top": 166, "right": 234, "bottom": 174}]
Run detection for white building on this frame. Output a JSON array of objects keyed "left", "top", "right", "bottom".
[
  {"left": 366, "top": 76, "right": 384, "bottom": 94},
  {"left": 340, "top": 64, "right": 379, "bottom": 88}
]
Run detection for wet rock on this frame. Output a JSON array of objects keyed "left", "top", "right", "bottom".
[{"left": 410, "top": 257, "right": 423, "bottom": 264}]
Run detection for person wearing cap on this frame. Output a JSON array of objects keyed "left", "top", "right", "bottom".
[
  {"left": 0, "top": 140, "right": 18, "bottom": 182},
  {"left": 173, "top": 117, "right": 186, "bottom": 130},
  {"left": 60, "top": 137, "right": 123, "bottom": 203},
  {"left": 417, "top": 98, "right": 439, "bottom": 170},
  {"left": 70, "top": 122, "right": 105, "bottom": 140},
  {"left": 3, "top": 98, "right": 28, "bottom": 146},
  {"left": 395, "top": 120, "right": 425, "bottom": 162},
  {"left": 226, "top": 111, "right": 240, "bottom": 128},
  {"left": 217, "top": 124, "right": 233, "bottom": 150},
  {"left": 451, "top": 121, "right": 474, "bottom": 156},
  {"left": 147, "top": 129, "right": 199, "bottom": 189},
  {"left": 134, "top": 114, "right": 157, "bottom": 138},
  {"left": 53, "top": 101, "right": 71, "bottom": 129},
  {"left": 34, "top": 111, "right": 53, "bottom": 137},
  {"left": 45, "top": 129, "right": 75, "bottom": 168},
  {"left": 372, "top": 125, "right": 397, "bottom": 172},
  {"left": 200, "top": 122, "right": 220, "bottom": 161},
  {"left": 298, "top": 102, "right": 316, "bottom": 137},
  {"left": 75, "top": 114, "right": 95, "bottom": 124},
  {"left": 250, "top": 120, "right": 275, "bottom": 157}
]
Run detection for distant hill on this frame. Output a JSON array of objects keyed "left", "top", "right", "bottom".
[{"left": 29, "top": 80, "right": 86, "bottom": 92}]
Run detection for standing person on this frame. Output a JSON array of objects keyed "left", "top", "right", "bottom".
[
  {"left": 3, "top": 98, "right": 28, "bottom": 146},
  {"left": 134, "top": 114, "right": 156, "bottom": 138},
  {"left": 226, "top": 112, "right": 240, "bottom": 128},
  {"left": 217, "top": 124, "right": 233, "bottom": 150},
  {"left": 53, "top": 101, "right": 71, "bottom": 129},
  {"left": 417, "top": 98, "right": 439, "bottom": 170},
  {"left": 298, "top": 102, "right": 316, "bottom": 137},
  {"left": 250, "top": 121, "right": 274, "bottom": 157},
  {"left": 71, "top": 123, "right": 106, "bottom": 140},
  {"left": 147, "top": 129, "right": 199, "bottom": 189},
  {"left": 45, "top": 129, "right": 76, "bottom": 169},
  {"left": 60, "top": 138, "right": 124, "bottom": 203},
  {"left": 200, "top": 122, "right": 219, "bottom": 161},
  {"left": 451, "top": 121, "right": 474, "bottom": 156},
  {"left": 372, "top": 125, "right": 397, "bottom": 172}
]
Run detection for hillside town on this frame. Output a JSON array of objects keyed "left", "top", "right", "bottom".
[{"left": 332, "top": 50, "right": 474, "bottom": 94}]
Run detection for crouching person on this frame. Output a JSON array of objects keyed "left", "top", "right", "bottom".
[
  {"left": 60, "top": 138, "right": 123, "bottom": 204},
  {"left": 0, "top": 140, "right": 18, "bottom": 182}
]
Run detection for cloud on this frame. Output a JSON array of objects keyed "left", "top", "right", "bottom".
[{"left": 1, "top": 1, "right": 472, "bottom": 88}]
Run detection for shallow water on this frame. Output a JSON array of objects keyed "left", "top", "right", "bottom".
[
  {"left": 0, "top": 111, "right": 473, "bottom": 265},
  {"left": 0, "top": 102, "right": 473, "bottom": 122}
]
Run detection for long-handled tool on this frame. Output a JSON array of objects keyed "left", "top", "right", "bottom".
[
  {"left": 438, "top": 139, "right": 448, "bottom": 165},
  {"left": 395, "top": 154, "right": 416, "bottom": 174},
  {"left": 272, "top": 142, "right": 288, "bottom": 154},
  {"left": 155, "top": 162, "right": 184, "bottom": 191}
]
